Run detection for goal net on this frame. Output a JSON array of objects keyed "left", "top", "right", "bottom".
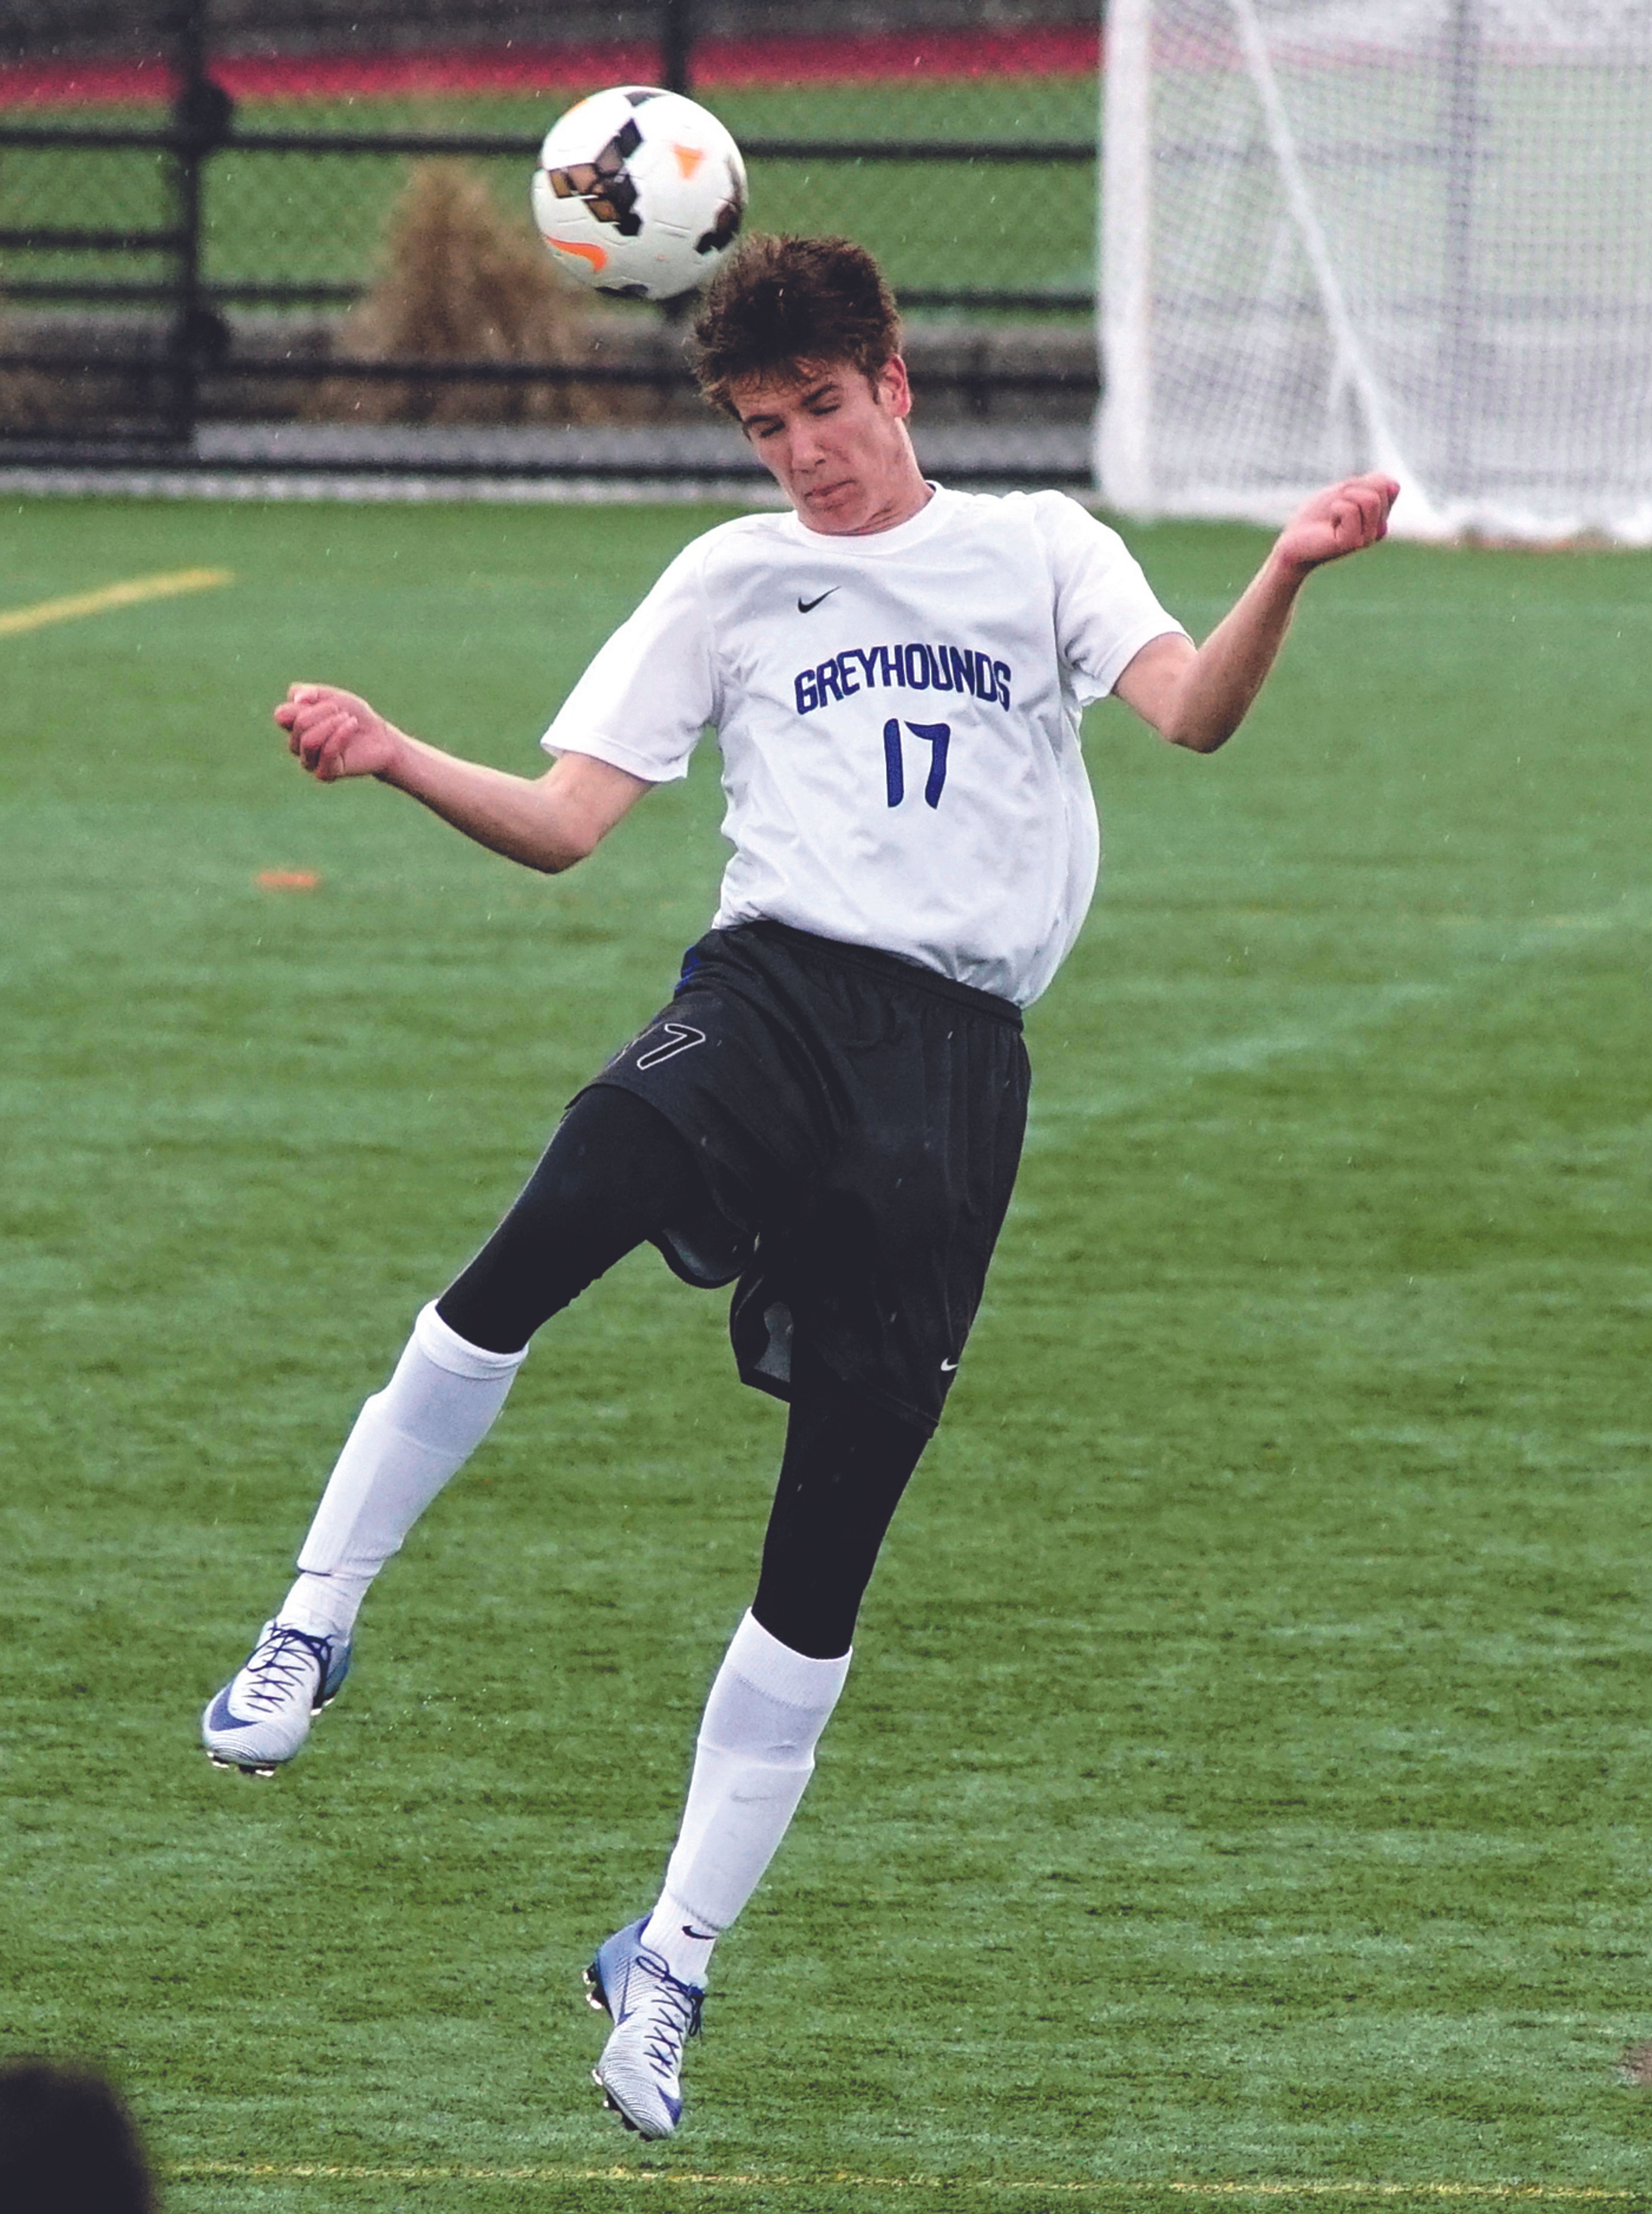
[{"left": 1097, "top": 0, "right": 1652, "bottom": 541}]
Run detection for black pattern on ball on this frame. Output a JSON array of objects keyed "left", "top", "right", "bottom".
[
  {"left": 549, "top": 119, "right": 644, "bottom": 237},
  {"left": 695, "top": 172, "right": 746, "bottom": 256}
]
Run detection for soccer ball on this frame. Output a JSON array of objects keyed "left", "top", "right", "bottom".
[{"left": 530, "top": 86, "right": 746, "bottom": 302}]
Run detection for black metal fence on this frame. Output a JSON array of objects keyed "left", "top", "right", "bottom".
[{"left": 0, "top": 1, "right": 1100, "bottom": 479}]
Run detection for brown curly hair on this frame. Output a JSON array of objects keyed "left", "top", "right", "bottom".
[{"left": 690, "top": 234, "right": 901, "bottom": 416}]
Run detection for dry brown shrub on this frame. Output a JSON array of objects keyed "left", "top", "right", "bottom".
[
  {"left": 307, "top": 160, "right": 610, "bottom": 426},
  {"left": 0, "top": 368, "right": 53, "bottom": 431},
  {"left": 0, "top": 296, "right": 58, "bottom": 429}
]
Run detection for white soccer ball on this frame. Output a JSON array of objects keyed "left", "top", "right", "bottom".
[{"left": 530, "top": 86, "right": 747, "bottom": 302}]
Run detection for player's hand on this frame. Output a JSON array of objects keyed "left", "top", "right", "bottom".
[
  {"left": 274, "top": 683, "right": 403, "bottom": 783},
  {"left": 1272, "top": 472, "right": 1399, "bottom": 575}
]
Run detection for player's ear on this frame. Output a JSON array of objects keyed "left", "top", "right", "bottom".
[{"left": 875, "top": 355, "right": 912, "bottom": 420}]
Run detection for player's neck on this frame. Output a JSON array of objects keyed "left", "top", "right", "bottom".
[{"left": 850, "top": 473, "right": 933, "bottom": 537}]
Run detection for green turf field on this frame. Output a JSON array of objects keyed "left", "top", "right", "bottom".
[{"left": 2, "top": 494, "right": 1651, "bottom": 2213}]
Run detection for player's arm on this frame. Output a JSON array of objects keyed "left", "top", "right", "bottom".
[
  {"left": 273, "top": 683, "right": 648, "bottom": 873},
  {"left": 1114, "top": 471, "right": 1399, "bottom": 755}
]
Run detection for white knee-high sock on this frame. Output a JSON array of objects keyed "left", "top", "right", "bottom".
[
  {"left": 277, "top": 1302, "right": 526, "bottom": 1643},
  {"left": 641, "top": 1612, "right": 851, "bottom": 1985}
]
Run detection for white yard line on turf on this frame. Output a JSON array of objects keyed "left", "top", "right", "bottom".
[
  {"left": 165, "top": 2163, "right": 1635, "bottom": 2202},
  {"left": 0, "top": 566, "right": 233, "bottom": 637}
]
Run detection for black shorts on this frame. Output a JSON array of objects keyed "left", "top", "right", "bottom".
[{"left": 581, "top": 920, "right": 1030, "bottom": 1434}]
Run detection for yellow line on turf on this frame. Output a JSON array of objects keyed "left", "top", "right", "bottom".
[
  {"left": 165, "top": 2164, "right": 1634, "bottom": 2201},
  {"left": 0, "top": 566, "right": 233, "bottom": 637}
]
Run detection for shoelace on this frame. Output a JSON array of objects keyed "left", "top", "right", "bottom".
[
  {"left": 237, "top": 1624, "right": 330, "bottom": 1714},
  {"left": 632, "top": 1952, "right": 705, "bottom": 2083}
]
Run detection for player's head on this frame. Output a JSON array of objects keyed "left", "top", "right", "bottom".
[
  {"left": 691, "top": 234, "right": 923, "bottom": 535},
  {"left": 692, "top": 234, "right": 900, "bottom": 410}
]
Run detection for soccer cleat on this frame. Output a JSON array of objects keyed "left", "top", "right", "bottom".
[
  {"left": 584, "top": 1918, "right": 705, "bottom": 2140},
  {"left": 200, "top": 1619, "right": 351, "bottom": 1776}
]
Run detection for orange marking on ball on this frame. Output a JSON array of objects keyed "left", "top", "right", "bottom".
[
  {"left": 544, "top": 234, "right": 607, "bottom": 273},
  {"left": 256, "top": 869, "right": 321, "bottom": 891},
  {"left": 672, "top": 142, "right": 706, "bottom": 179}
]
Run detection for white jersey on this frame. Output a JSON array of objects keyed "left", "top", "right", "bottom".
[{"left": 542, "top": 484, "right": 1184, "bottom": 1006}]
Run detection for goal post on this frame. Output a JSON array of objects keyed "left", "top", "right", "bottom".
[{"left": 1095, "top": 0, "right": 1652, "bottom": 543}]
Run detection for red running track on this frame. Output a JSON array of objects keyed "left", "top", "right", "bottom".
[{"left": 0, "top": 25, "right": 1099, "bottom": 108}]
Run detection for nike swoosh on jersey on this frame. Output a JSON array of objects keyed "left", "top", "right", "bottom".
[
  {"left": 796, "top": 588, "right": 839, "bottom": 613},
  {"left": 940, "top": 1358, "right": 959, "bottom": 1371}
]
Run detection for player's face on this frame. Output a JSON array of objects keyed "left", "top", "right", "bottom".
[{"left": 730, "top": 358, "right": 926, "bottom": 535}]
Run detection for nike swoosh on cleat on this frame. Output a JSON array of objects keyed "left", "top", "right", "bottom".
[
  {"left": 796, "top": 588, "right": 838, "bottom": 613},
  {"left": 204, "top": 1688, "right": 255, "bottom": 1731}
]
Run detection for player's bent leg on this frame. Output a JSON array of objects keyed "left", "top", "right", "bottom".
[
  {"left": 287, "top": 1303, "right": 528, "bottom": 1640},
  {"left": 201, "top": 1301, "right": 524, "bottom": 1776},
  {"left": 436, "top": 1087, "right": 709, "bottom": 1353},
  {"left": 203, "top": 1089, "right": 712, "bottom": 1776},
  {"left": 589, "top": 1352, "right": 928, "bottom": 2135}
]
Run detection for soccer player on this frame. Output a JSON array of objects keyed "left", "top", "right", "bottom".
[{"left": 203, "top": 234, "right": 1396, "bottom": 2139}]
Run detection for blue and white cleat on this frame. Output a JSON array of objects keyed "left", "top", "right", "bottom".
[
  {"left": 584, "top": 1918, "right": 705, "bottom": 2140},
  {"left": 201, "top": 1619, "right": 351, "bottom": 1776}
]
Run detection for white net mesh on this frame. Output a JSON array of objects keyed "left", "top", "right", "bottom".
[{"left": 1097, "top": 0, "right": 1652, "bottom": 541}]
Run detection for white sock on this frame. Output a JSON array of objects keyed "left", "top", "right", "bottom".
[
  {"left": 277, "top": 1303, "right": 526, "bottom": 1643},
  {"left": 640, "top": 1612, "right": 851, "bottom": 1986}
]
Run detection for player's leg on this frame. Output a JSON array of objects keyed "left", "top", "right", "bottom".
[
  {"left": 589, "top": 1344, "right": 928, "bottom": 2136},
  {"left": 203, "top": 1088, "right": 707, "bottom": 1773}
]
